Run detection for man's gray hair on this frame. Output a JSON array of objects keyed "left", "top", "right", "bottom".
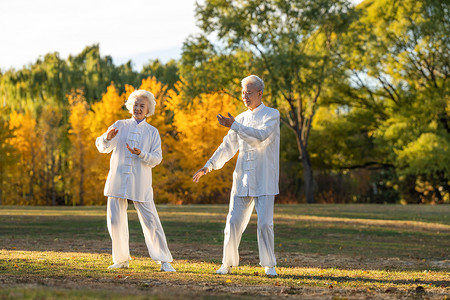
[
  {"left": 241, "top": 75, "right": 264, "bottom": 93},
  {"left": 125, "top": 90, "right": 156, "bottom": 117}
]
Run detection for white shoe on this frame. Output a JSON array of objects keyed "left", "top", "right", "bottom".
[
  {"left": 216, "top": 264, "right": 232, "bottom": 275},
  {"left": 108, "top": 261, "right": 129, "bottom": 269},
  {"left": 265, "top": 266, "right": 277, "bottom": 276},
  {"left": 160, "top": 262, "right": 176, "bottom": 272}
]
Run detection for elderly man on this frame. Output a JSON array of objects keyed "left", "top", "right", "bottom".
[{"left": 193, "top": 75, "right": 280, "bottom": 276}]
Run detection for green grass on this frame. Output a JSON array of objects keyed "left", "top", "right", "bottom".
[{"left": 0, "top": 204, "right": 449, "bottom": 299}]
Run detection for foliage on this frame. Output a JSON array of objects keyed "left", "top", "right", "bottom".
[
  {"left": 331, "top": 0, "right": 450, "bottom": 203},
  {"left": 67, "top": 90, "right": 91, "bottom": 206},
  {"left": 166, "top": 82, "right": 240, "bottom": 203},
  {"left": 6, "top": 110, "right": 44, "bottom": 205},
  {"left": 0, "top": 111, "right": 18, "bottom": 205},
  {"left": 141, "top": 59, "right": 180, "bottom": 90}
]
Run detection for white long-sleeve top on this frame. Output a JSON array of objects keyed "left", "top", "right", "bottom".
[
  {"left": 96, "top": 118, "right": 162, "bottom": 202},
  {"left": 204, "top": 103, "right": 280, "bottom": 197}
]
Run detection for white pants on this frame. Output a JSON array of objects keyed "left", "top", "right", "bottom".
[
  {"left": 107, "top": 197, "right": 173, "bottom": 264},
  {"left": 222, "top": 194, "right": 276, "bottom": 267}
]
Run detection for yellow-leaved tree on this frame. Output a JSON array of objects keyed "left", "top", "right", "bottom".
[
  {"left": 0, "top": 111, "right": 18, "bottom": 205},
  {"left": 8, "top": 110, "right": 44, "bottom": 205},
  {"left": 67, "top": 89, "right": 91, "bottom": 205},
  {"left": 167, "top": 81, "right": 240, "bottom": 203}
]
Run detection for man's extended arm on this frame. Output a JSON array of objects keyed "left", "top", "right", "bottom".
[{"left": 193, "top": 129, "right": 239, "bottom": 183}]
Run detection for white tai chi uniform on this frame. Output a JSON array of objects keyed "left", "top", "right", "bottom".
[
  {"left": 204, "top": 103, "right": 280, "bottom": 267},
  {"left": 96, "top": 117, "right": 173, "bottom": 264}
]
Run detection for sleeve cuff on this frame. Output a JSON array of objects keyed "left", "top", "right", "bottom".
[
  {"left": 204, "top": 161, "right": 213, "bottom": 172},
  {"left": 138, "top": 151, "right": 145, "bottom": 158},
  {"left": 103, "top": 136, "right": 111, "bottom": 145},
  {"left": 230, "top": 121, "right": 240, "bottom": 132}
]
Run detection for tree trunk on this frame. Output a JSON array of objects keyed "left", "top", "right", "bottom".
[
  {"left": 51, "top": 151, "right": 56, "bottom": 206},
  {"left": 0, "top": 172, "right": 3, "bottom": 205},
  {"left": 29, "top": 147, "right": 35, "bottom": 202},
  {"left": 292, "top": 127, "right": 315, "bottom": 203},
  {"left": 301, "top": 145, "right": 315, "bottom": 204},
  {"left": 79, "top": 147, "right": 84, "bottom": 206}
]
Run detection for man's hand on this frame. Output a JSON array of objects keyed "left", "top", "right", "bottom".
[
  {"left": 106, "top": 128, "right": 119, "bottom": 140},
  {"left": 217, "top": 112, "right": 235, "bottom": 128},
  {"left": 126, "top": 143, "right": 141, "bottom": 155},
  {"left": 193, "top": 167, "right": 209, "bottom": 183}
]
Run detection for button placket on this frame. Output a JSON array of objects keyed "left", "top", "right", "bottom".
[{"left": 124, "top": 126, "right": 137, "bottom": 175}]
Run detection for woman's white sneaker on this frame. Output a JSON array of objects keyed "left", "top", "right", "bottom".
[
  {"left": 160, "top": 262, "right": 176, "bottom": 272},
  {"left": 216, "top": 264, "right": 232, "bottom": 274}
]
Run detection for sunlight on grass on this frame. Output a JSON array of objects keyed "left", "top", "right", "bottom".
[{"left": 1, "top": 249, "right": 449, "bottom": 292}]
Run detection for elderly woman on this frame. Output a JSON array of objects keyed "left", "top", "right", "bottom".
[{"left": 96, "top": 90, "right": 175, "bottom": 272}]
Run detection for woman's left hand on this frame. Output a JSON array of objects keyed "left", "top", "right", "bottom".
[{"left": 126, "top": 143, "right": 141, "bottom": 155}]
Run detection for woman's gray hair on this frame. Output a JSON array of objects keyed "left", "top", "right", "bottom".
[
  {"left": 241, "top": 75, "right": 264, "bottom": 93},
  {"left": 125, "top": 90, "right": 156, "bottom": 117}
]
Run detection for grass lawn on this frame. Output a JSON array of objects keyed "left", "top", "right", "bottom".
[{"left": 0, "top": 204, "right": 449, "bottom": 299}]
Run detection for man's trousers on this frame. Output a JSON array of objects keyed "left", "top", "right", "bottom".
[
  {"left": 222, "top": 194, "right": 276, "bottom": 267},
  {"left": 107, "top": 197, "right": 173, "bottom": 264}
]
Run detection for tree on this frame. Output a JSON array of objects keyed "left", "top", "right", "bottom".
[
  {"left": 166, "top": 81, "right": 240, "bottom": 203},
  {"left": 334, "top": 0, "right": 450, "bottom": 203},
  {"left": 141, "top": 59, "right": 180, "bottom": 90},
  {"left": 0, "top": 110, "right": 18, "bottom": 205},
  {"left": 181, "top": 0, "right": 356, "bottom": 202},
  {"left": 68, "top": 89, "right": 90, "bottom": 205},
  {"left": 39, "top": 104, "right": 65, "bottom": 206},
  {"left": 8, "top": 110, "right": 44, "bottom": 204}
]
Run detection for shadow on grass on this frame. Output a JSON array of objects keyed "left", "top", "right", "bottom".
[{"left": 275, "top": 274, "right": 450, "bottom": 287}]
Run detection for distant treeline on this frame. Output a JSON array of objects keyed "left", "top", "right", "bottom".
[{"left": 0, "top": 0, "right": 448, "bottom": 205}]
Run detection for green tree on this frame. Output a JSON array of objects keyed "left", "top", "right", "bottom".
[
  {"left": 334, "top": 0, "right": 450, "bottom": 203},
  {"left": 141, "top": 59, "right": 180, "bottom": 90}
]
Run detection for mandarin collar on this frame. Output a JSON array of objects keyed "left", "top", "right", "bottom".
[
  {"left": 131, "top": 117, "right": 147, "bottom": 126},
  {"left": 250, "top": 102, "right": 265, "bottom": 115}
]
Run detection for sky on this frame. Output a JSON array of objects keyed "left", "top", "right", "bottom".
[
  {"left": 0, "top": 0, "right": 362, "bottom": 72},
  {"left": 0, "top": 0, "right": 201, "bottom": 71}
]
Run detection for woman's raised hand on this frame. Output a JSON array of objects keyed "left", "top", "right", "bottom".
[
  {"left": 106, "top": 128, "right": 119, "bottom": 140},
  {"left": 126, "top": 143, "right": 141, "bottom": 155}
]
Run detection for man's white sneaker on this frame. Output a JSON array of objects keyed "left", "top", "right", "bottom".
[
  {"left": 265, "top": 266, "right": 277, "bottom": 276},
  {"left": 216, "top": 264, "right": 232, "bottom": 275},
  {"left": 108, "top": 261, "right": 129, "bottom": 269},
  {"left": 160, "top": 262, "right": 176, "bottom": 272}
]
